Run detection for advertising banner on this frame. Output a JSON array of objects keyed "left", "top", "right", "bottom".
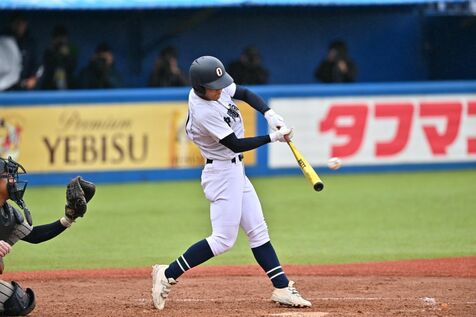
[
  {"left": 0, "top": 101, "right": 256, "bottom": 172},
  {"left": 269, "top": 95, "right": 476, "bottom": 168}
]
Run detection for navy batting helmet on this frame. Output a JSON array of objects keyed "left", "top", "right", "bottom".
[{"left": 189, "top": 56, "right": 233, "bottom": 95}]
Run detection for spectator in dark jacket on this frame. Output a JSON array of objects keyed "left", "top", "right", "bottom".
[
  {"left": 315, "top": 40, "right": 357, "bottom": 83},
  {"left": 77, "top": 42, "right": 122, "bottom": 89},
  {"left": 40, "top": 25, "right": 78, "bottom": 90},
  {"left": 1, "top": 12, "right": 39, "bottom": 90},
  {"left": 148, "top": 46, "right": 187, "bottom": 87},
  {"left": 228, "top": 46, "right": 269, "bottom": 85}
]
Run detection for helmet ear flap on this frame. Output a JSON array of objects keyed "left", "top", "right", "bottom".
[{"left": 194, "top": 85, "right": 206, "bottom": 97}]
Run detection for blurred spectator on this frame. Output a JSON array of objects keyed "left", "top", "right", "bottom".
[
  {"left": 0, "top": 36, "right": 22, "bottom": 91},
  {"left": 39, "top": 25, "right": 78, "bottom": 90},
  {"left": 228, "top": 46, "right": 269, "bottom": 85},
  {"left": 1, "top": 12, "right": 39, "bottom": 90},
  {"left": 314, "top": 40, "right": 357, "bottom": 83},
  {"left": 148, "top": 46, "right": 187, "bottom": 87},
  {"left": 77, "top": 42, "right": 122, "bottom": 89}
]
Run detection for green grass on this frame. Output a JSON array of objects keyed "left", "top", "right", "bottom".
[{"left": 5, "top": 169, "right": 476, "bottom": 271}]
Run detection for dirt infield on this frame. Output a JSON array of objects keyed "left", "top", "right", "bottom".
[{"left": 3, "top": 257, "right": 476, "bottom": 316}]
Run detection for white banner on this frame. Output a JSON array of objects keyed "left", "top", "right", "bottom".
[{"left": 269, "top": 94, "right": 476, "bottom": 168}]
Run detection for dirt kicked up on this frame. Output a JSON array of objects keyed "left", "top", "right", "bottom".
[{"left": 3, "top": 257, "right": 476, "bottom": 317}]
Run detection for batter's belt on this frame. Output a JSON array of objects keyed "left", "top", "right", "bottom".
[{"left": 206, "top": 154, "right": 243, "bottom": 165}]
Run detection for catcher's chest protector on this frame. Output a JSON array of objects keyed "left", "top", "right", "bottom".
[{"left": 0, "top": 204, "right": 24, "bottom": 242}]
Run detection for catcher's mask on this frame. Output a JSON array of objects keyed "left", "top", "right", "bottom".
[{"left": 0, "top": 156, "right": 32, "bottom": 225}]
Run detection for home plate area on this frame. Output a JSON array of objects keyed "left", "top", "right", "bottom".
[{"left": 3, "top": 257, "right": 475, "bottom": 317}]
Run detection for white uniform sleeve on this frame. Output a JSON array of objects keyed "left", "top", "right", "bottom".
[
  {"left": 222, "top": 83, "right": 237, "bottom": 97},
  {"left": 199, "top": 109, "right": 234, "bottom": 141}
]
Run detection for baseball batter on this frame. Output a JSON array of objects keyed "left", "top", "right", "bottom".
[
  {"left": 152, "top": 56, "right": 311, "bottom": 309},
  {"left": 0, "top": 156, "right": 95, "bottom": 316}
]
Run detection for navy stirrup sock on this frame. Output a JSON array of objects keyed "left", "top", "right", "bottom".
[
  {"left": 252, "top": 241, "right": 289, "bottom": 288},
  {"left": 165, "top": 239, "right": 214, "bottom": 280}
]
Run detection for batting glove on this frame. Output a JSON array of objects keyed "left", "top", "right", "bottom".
[
  {"left": 270, "top": 126, "right": 294, "bottom": 142},
  {"left": 264, "top": 109, "right": 286, "bottom": 131}
]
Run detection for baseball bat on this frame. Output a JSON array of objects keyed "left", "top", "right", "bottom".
[{"left": 284, "top": 136, "right": 324, "bottom": 192}]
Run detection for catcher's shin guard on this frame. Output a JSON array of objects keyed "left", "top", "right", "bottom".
[{"left": 3, "top": 281, "right": 36, "bottom": 316}]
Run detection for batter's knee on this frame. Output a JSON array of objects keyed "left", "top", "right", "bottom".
[
  {"left": 2, "top": 281, "right": 36, "bottom": 316},
  {"left": 206, "top": 231, "right": 239, "bottom": 256},
  {"left": 246, "top": 221, "right": 270, "bottom": 248}
]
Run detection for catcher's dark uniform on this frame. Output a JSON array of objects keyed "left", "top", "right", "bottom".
[
  {"left": 0, "top": 157, "right": 95, "bottom": 316},
  {"left": 0, "top": 203, "right": 73, "bottom": 315},
  {"left": 1, "top": 203, "right": 34, "bottom": 314}
]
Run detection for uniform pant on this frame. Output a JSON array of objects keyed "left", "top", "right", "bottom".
[{"left": 201, "top": 159, "right": 269, "bottom": 256}]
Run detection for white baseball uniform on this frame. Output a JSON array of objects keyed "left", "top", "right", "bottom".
[
  {"left": 185, "top": 83, "right": 269, "bottom": 255},
  {"left": 152, "top": 57, "right": 311, "bottom": 310}
]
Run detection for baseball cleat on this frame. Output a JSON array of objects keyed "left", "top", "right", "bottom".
[
  {"left": 151, "top": 264, "right": 177, "bottom": 310},
  {"left": 271, "top": 281, "right": 312, "bottom": 308}
]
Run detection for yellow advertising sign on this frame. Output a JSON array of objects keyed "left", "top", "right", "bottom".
[{"left": 0, "top": 101, "right": 256, "bottom": 172}]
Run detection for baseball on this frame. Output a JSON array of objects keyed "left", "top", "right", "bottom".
[{"left": 327, "top": 157, "right": 342, "bottom": 170}]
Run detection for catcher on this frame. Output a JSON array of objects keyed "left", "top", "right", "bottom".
[{"left": 0, "top": 156, "right": 95, "bottom": 316}]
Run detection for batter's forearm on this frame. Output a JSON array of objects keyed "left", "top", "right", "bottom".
[
  {"left": 220, "top": 133, "right": 270, "bottom": 153},
  {"left": 22, "top": 220, "right": 67, "bottom": 244}
]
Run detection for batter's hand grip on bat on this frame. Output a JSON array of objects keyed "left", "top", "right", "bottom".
[{"left": 284, "top": 135, "right": 324, "bottom": 192}]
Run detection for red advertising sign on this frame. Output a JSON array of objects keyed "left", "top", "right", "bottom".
[{"left": 270, "top": 95, "right": 476, "bottom": 167}]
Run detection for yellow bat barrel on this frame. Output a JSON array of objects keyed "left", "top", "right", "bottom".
[{"left": 287, "top": 141, "right": 324, "bottom": 192}]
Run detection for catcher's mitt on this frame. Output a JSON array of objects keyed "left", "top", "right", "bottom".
[
  {"left": 78, "top": 177, "right": 96, "bottom": 203},
  {"left": 65, "top": 176, "right": 96, "bottom": 220}
]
